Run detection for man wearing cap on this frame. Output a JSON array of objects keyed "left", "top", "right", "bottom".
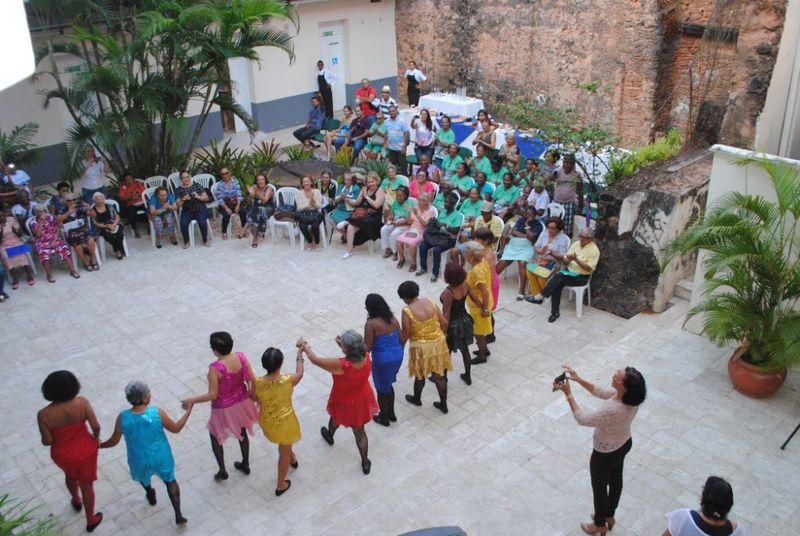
[
  {"left": 355, "top": 78, "right": 378, "bottom": 126},
  {"left": 383, "top": 105, "right": 409, "bottom": 171},
  {"left": 372, "top": 85, "right": 397, "bottom": 116},
  {"left": 527, "top": 226, "right": 599, "bottom": 322},
  {"left": 449, "top": 201, "right": 502, "bottom": 266},
  {"left": 316, "top": 60, "right": 338, "bottom": 119}
]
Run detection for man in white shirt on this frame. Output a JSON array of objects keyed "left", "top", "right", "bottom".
[
  {"left": 1, "top": 162, "right": 31, "bottom": 193},
  {"left": 527, "top": 180, "right": 549, "bottom": 219},
  {"left": 404, "top": 60, "right": 427, "bottom": 107},
  {"left": 316, "top": 60, "right": 338, "bottom": 119},
  {"left": 372, "top": 86, "right": 397, "bottom": 116}
]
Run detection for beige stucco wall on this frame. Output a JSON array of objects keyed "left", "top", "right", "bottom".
[
  {"left": 249, "top": 0, "right": 397, "bottom": 103},
  {"left": 755, "top": 0, "right": 800, "bottom": 158}
]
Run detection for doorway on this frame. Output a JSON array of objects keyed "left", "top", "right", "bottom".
[{"left": 319, "top": 22, "right": 346, "bottom": 112}]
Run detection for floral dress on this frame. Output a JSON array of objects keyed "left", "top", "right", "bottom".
[
  {"left": 247, "top": 186, "right": 276, "bottom": 234},
  {"left": 30, "top": 214, "right": 71, "bottom": 263}
]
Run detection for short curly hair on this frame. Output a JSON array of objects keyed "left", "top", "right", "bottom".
[{"left": 41, "top": 370, "right": 81, "bottom": 402}]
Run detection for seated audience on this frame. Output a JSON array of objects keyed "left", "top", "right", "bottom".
[
  {"left": 474, "top": 171, "right": 494, "bottom": 200},
  {"left": 380, "top": 185, "right": 416, "bottom": 260},
  {"left": 433, "top": 116, "right": 455, "bottom": 164},
  {"left": 411, "top": 153, "right": 441, "bottom": 184},
  {"left": 517, "top": 157, "right": 541, "bottom": 187},
  {"left": 396, "top": 192, "right": 437, "bottom": 272},
  {"left": 217, "top": 167, "right": 248, "bottom": 240},
  {"left": 341, "top": 171, "right": 385, "bottom": 259},
  {"left": 451, "top": 163, "right": 476, "bottom": 198},
  {"left": 499, "top": 132, "right": 521, "bottom": 171},
  {"left": 12, "top": 190, "right": 37, "bottom": 232},
  {"left": 432, "top": 181, "right": 453, "bottom": 212},
  {"left": 496, "top": 205, "right": 544, "bottom": 300},
  {"left": 330, "top": 173, "right": 361, "bottom": 237},
  {"left": 1, "top": 162, "right": 31, "bottom": 192},
  {"left": 380, "top": 165, "right": 405, "bottom": 207},
  {"left": 417, "top": 193, "right": 462, "bottom": 282},
  {"left": 316, "top": 170, "right": 337, "bottom": 212},
  {"left": 30, "top": 205, "right": 78, "bottom": 281},
  {"left": 493, "top": 173, "right": 521, "bottom": 220},
  {"left": 524, "top": 216, "right": 571, "bottom": 300},
  {"left": 409, "top": 169, "right": 436, "bottom": 200},
  {"left": 486, "top": 157, "right": 510, "bottom": 186},
  {"left": 174, "top": 170, "right": 210, "bottom": 248},
  {"left": 148, "top": 186, "right": 179, "bottom": 248},
  {"left": 472, "top": 118, "right": 496, "bottom": 157},
  {"left": 440, "top": 143, "right": 463, "bottom": 182},
  {"left": 527, "top": 226, "right": 599, "bottom": 323},
  {"left": 468, "top": 143, "right": 493, "bottom": 178},
  {"left": 57, "top": 193, "right": 99, "bottom": 271},
  {"left": 324, "top": 105, "right": 353, "bottom": 159},
  {"left": 450, "top": 201, "right": 502, "bottom": 265},
  {"left": 117, "top": 171, "right": 145, "bottom": 238},
  {"left": 362, "top": 113, "right": 387, "bottom": 160},
  {"left": 348, "top": 106, "right": 370, "bottom": 161},
  {"left": 295, "top": 175, "right": 324, "bottom": 251},
  {"left": 527, "top": 180, "right": 550, "bottom": 218},
  {"left": 90, "top": 192, "right": 126, "bottom": 260},
  {"left": 458, "top": 187, "right": 483, "bottom": 230},
  {"left": 49, "top": 182, "right": 71, "bottom": 216}
]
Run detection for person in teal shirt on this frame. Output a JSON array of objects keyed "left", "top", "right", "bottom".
[
  {"left": 434, "top": 116, "right": 456, "bottom": 163},
  {"left": 474, "top": 172, "right": 495, "bottom": 200},
  {"left": 417, "top": 192, "right": 463, "bottom": 282},
  {"left": 469, "top": 144, "right": 493, "bottom": 178},
  {"left": 492, "top": 173, "right": 521, "bottom": 220},
  {"left": 458, "top": 187, "right": 483, "bottom": 220},
  {"left": 440, "top": 143, "right": 464, "bottom": 182},
  {"left": 452, "top": 163, "right": 476, "bottom": 197},
  {"left": 486, "top": 158, "right": 510, "bottom": 185},
  {"left": 380, "top": 184, "right": 417, "bottom": 259},
  {"left": 363, "top": 113, "right": 388, "bottom": 159},
  {"left": 379, "top": 165, "right": 406, "bottom": 207}
]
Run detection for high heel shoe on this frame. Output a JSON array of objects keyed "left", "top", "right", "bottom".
[
  {"left": 580, "top": 522, "right": 608, "bottom": 535},
  {"left": 606, "top": 518, "right": 615, "bottom": 531}
]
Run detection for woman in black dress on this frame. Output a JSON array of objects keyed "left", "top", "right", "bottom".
[
  {"left": 90, "top": 192, "right": 125, "bottom": 259},
  {"left": 341, "top": 171, "right": 385, "bottom": 259},
  {"left": 441, "top": 262, "right": 474, "bottom": 385}
]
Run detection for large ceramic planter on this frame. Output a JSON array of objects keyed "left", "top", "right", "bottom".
[{"left": 728, "top": 347, "right": 787, "bottom": 398}]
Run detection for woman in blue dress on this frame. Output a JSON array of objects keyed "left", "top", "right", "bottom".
[
  {"left": 329, "top": 172, "right": 362, "bottom": 241},
  {"left": 100, "top": 381, "right": 193, "bottom": 525},
  {"left": 363, "top": 293, "right": 404, "bottom": 426}
]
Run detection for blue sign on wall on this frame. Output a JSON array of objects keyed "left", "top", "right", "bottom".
[{"left": 331, "top": 57, "right": 339, "bottom": 65}]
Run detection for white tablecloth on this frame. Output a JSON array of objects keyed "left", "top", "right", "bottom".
[{"left": 418, "top": 93, "right": 485, "bottom": 118}]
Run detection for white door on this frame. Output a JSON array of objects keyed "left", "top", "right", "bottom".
[
  {"left": 228, "top": 57, "right": 253, "bottom": 133},
  {"left": 319, "top": 22, "right": 346, "bottom": 112}
]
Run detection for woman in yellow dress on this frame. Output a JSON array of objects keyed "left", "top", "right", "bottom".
[
  {"left": 465, "top": 241, "right": 494, "bottom": 365},
  {"left": 397, "top": 280, "right": 452, "bottom": 414},
  {"left": 249, "top": 347, "right": 304, "bottom": 496}
]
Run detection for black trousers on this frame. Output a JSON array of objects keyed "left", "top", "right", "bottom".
[
  {"left": 590, "top": 438, "right": 632, "bottom": 527},
  {"left": 298, "top": 212, "right": 322, "bottom": 245},
  {"left": 320, "top": 86, "right": 334, "bottom": 119},
  {"left": 541, "top": 272, "right": 589, "bottom": 315},
  {"left": 408, "top": 87, "right": 420, "bottom": 107},
  {"left": 220, "top": 204, "right": 248, "bottom": 235},
  {"left": 121, "top": 202, "right": 144, "bottom": 231}
]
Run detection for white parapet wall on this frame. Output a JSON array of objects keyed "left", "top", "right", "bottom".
[{"left": 684, "top": 144, "right": 800, "bottom": 333}]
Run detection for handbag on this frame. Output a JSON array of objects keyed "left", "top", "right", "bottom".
[
  {"left": 224, "top": 197, "right": 238, "bottom": 211},
  {"left": 296, "top": 210, "right": 321, "bottom": 225},
  {"left": 423, "top": 220, "right": 453, "bottom": 248},
  {"left": 274, "top": 202, "right": 296, "bottom": 221},
  {"left": 351, "top": 206, "right": 369, "bottom": 219},
  {"left": 527, "top": 259, "right": 555, "bottom": 278}
]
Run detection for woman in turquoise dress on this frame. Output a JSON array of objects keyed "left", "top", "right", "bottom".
[
  {"left": 100, "top": 381, "right": 193, "bottom": 526},
  {"left": 330, "top": 173, "right": 362, "bottom": 225}
]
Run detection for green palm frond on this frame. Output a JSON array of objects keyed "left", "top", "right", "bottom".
[{"left": 0, "top": 122, "right": 40, "bottom": 167}]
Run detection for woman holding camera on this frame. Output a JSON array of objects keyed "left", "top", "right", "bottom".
[{"left": 554, "top": 365, "right": 647, "bottom": 535}]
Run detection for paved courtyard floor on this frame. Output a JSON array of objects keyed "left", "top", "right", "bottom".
[{"left": 1, "top": 225, "right": 799, "bottom": 536}]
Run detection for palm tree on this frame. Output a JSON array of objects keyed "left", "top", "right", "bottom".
[
  {"left": 33, "top": 0, "right": 297, "bottom": 180},
  {"left": 662, "top": 157, "right": 800, "bottom": 369},
  {"left": 0, "top": 122, "right": 40, "bottom": 167}
]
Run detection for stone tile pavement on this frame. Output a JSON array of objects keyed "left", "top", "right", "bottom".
[{"left": 1, "top": 226, "right": 799, "bottom": 535}]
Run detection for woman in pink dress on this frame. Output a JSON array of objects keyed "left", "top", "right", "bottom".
[
  {"left": 396, "top": 192, "right": 438, "bottom": 272},
  {"left": 182, "top": 331, "right": 258, "bottom": 480},
  {"left": 409, "top": 168, "right": 437, "bottom": 200},
  {"left": 29, "top": 205, "right": 79, "bottom": 282},
  {"left": 0, "top": 208, "right": 35, "bottom": 288}
]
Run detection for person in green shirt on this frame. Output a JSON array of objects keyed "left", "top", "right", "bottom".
[
  {"left": 486, "top": 158, "right": 509, "bottom": 185},
  {"left": 458, "top": 187, "right": 484, "bottom": 241},
  {"left": 432, "top": 181, "right": 452, "bottom": 212},
  {"left": 468, "top": 144, "right": 493, "bottom": 178},
  {"left": 452, "top": 163, "right": 476, "bottom": 197},
  {"left": 439, "top": 143, "right": 464, "bottom": 183},
  {"left": 379, "top": 165, "right": 406, "bottom": 207},
  {"left": 417, "top": 192, "right": 463, "bottom": 282},
  {"left": 492, "top": 173, "right": 521, "bottom": 220},
  {"left": 433, "top": 116, "right": 456, "bottom": 163},
  {"left": 362, "top": 113, "right": 388, "bottom": 159},
  {"left": 380, "top": 185, "right": 417, "bottom": 259}
]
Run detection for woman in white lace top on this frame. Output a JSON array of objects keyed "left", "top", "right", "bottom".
[{"left": 554, "top": 365, "right": 647, "bottom": 536}]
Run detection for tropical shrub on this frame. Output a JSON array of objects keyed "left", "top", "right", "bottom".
[
  {"left": 662, "top": 157, "right": 800, "bottom": 369},
  {"left": 283, "top": 146, "right": 315, "bottom": 161},
  {"left": 0, "top": 123, "right": 40, "bottom": 167},
  {"left": 604, "top": 129, "right": 682, "bottom": 185},
  {"left": 331, "top": 145, "right": 353, "bottom": 167},
  {"left": 0, "top": 493, "right": 63, "bottom": 535}
]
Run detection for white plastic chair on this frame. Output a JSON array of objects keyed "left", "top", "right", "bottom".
[
  {"left": 269, "top": 187, "right": 300, "bottom": 247},
  {"left": 19, "top": 217, "right": 37, "bottom": 274},
  {"left": 299, "top": 215, "right": 328, "bottom": 251},
  {"left": 144, "top": 175, "right": 167, "bottom": 189},
  {"left": 547, "top": 202, "right": 566, "bottom": 221},
  {"left": 566, "top": 274, "right": 592, "bottom": 318},
  {"left": 93, "top": 199, "right": 130, "bottom": 261},
  {"left": 430, "top": 182, "right": 440, "bottom": 197},
  {"left": 192, "top": 173, "right": 216, "bottom": 190},
  {"left": 396, "top": 175, "right": 410, "bottom": 187},
  {"left": 451, "top": 190, "right": 460, "bottom": 204},
  {"left": 167, "top": 172, "right": 182, "bottom": 193},
  {"left": 142, "top": 188, "right": 158, "bottom": 248}
]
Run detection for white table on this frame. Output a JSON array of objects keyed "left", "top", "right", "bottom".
[{"left": 418, "top": 93, "right": 485, "bottom": 118}]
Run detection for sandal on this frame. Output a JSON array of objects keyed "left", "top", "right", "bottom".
[
  {"left": 47, "top": 275, "right": 56, "bottom": 283},
  {"left": 84, "top": 264, "right": 93, "bottom": 272},
  {"left": 11, "top": 282, "right": 19, "bottom": 290},
  {"left": 92, "top": 263, "right": 100, "bottom": 271},
  {"left": 27, "top": 279, "right": 35, "bottom": 286},
  {"left": 70, "top": 271, "right": 81, "bottom": 279},
  {"left": 407, "top": 264, "right": 416, "bottom": 273},
  {"left": 396, "top": 259, "right": 405, "bottom": 269}
]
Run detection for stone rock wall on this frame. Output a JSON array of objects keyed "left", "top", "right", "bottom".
[
  {"left": 592, "top": 152, "right": 711, "bottom": 318},
  {"left": 394, "top": 0, "right": 787, "bottom": 150}
]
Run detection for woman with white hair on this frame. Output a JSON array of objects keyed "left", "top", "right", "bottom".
[
  {"left": 89, "top": 192, "right": 125, "bottom": 259},
  {"left": 57, "top": 192, "right": 99, "bottom": 271},
  {"left": 100, "top": 381, "right": 193, "bottom": 526},
  {"left": 300, "top": 331, "right": 378, "bottom": 474}
]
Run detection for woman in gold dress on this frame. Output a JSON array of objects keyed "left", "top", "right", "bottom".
[
  {"left": 250, "top": 347, "right": 304, "bottom": 496},
  {"left": 397, "top": 280, "right": 452, "bottom": 414},
  {"left": 465, "top": 241, "right": 494, "bottom": 365}
]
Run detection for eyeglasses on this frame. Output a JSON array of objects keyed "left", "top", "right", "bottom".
[{"left": 221, "top": 172, "right": 230, "bottom": 176}]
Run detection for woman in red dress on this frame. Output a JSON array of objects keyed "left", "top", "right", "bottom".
[
  {"left": 37, "top": 370, "right": 103, "bottom": 532},
  {"left": 300, "top": 331, "right": 379, "bottom": 474}
]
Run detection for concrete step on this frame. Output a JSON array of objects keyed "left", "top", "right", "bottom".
[{"left": 674, "top": 278, "right": 694, "bottom": 301}]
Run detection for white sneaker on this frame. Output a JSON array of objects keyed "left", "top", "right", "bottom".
[{"left": 341, "top": 251, "right": 354, "bottom": 259}]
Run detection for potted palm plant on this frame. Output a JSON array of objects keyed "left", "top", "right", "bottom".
[{"left": 662, "top": 157, "right": 800, "bottom": 398}]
